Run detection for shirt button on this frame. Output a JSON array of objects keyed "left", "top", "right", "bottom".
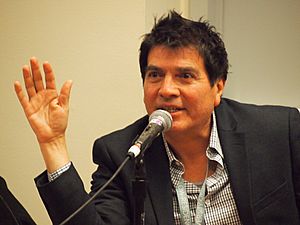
[
  {"left": 205, "top": 199, "right": 210, "bottom": 206},
  {"left": 208, "top": 151, "right": 215, "bottom": 158},
  {"left": 175, "top": 161, "right": 181, "bottom": 167}
]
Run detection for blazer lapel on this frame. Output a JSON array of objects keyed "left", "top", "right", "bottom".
[
  {"left": 216, "top": 100, "right": 256, "bottom": 224},
  {"left": 219, "top": 130, "right": 256, "bottom": 224},
  {"left": 144, "top": 136, "right": 175, "bottom": 225}
]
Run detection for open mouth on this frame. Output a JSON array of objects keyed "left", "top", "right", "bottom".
[{"left": 158, "top": 107, "right": 182, "bottom": 113}]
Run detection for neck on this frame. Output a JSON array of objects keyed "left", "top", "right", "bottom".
[
  {"left": 165, "top": 130, "right": 211, "bottom": 183},
  {"left": 165, "top": 124, "right": 211, "bottom": 158}
]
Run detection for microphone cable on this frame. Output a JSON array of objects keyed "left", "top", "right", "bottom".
[{"left": 59, "top": 154, "right": 133, "bottom": 225}]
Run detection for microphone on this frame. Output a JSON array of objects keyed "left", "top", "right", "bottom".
[{"left": 128, "top": 109, "right": 172, "bottom": 158}]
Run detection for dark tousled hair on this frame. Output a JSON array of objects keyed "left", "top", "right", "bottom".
[{"left": 139, "top": 10, "right": 228, "bottom": 86}]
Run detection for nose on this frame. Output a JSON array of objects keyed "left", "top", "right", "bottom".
[{"left": 158, "top": 75, "right": 180, "bottom": 99}]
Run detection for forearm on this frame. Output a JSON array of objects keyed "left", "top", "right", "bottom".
[{"left": 39, "top": 135, "right": 70, "bottom": 173}]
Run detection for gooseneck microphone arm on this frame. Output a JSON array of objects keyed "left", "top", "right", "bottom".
[{"left": 132, "top": 156, "right": 147, "bottom": 225}]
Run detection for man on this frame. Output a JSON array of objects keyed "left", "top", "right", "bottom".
[{"left": 14, "top": 11, "right": 300, "bottom": 225}]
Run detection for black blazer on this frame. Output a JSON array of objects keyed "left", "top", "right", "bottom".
[
  {"left": 0, "top": 176, "right": 36, "bottom": 225},
  {"left": 35, "top": 98, "right": 300, "bottom": 225}
]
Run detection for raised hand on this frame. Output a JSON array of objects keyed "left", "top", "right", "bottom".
[{"left": 14, "top": 57, "right": 73, "bottom": 172}]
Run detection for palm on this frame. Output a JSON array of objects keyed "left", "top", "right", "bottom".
[
  {"left": 14, "top": 58, "right": 72, "bottom": 144},
  {"left": 27, "top": 89, "right": 67, "bottom": 143}
]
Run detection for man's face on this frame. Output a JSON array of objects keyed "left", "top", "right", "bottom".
[{"left": 143, "top": 46, "right": 224, "bottom": 137}]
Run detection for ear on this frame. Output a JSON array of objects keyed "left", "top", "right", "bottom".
[{"left": 214, "top": 79, "right": 225, "bottom": 107}]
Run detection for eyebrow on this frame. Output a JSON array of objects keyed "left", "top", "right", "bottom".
[
  {"left": 145, "top": 65, "right": 163, "bottom": 73},
  {"left": 176, "top": 67, "right": 199, "bottom": 75},
  {"left": 145, "top": 65, "right": 199, "bottom": 74}
]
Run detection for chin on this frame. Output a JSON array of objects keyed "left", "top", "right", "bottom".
[{"left": 165, "top": 123, "right": 184, "bottom": 134}]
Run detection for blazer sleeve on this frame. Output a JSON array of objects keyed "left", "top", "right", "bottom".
[
  {"left": 35, "top": 144, "right": 132, "bottom": 225},
  {"left": 35, "top": 164, "right": 102, "bottom": 225}
]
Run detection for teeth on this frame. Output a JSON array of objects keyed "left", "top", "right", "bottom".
[{"left": 160, "top": 107, "right": 180, "bottom": 113}]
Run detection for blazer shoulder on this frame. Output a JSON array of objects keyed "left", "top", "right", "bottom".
[
  {"left": 96, "top": 115, "right": 148, "bottom": 144},
  {"left": 216, "top": 98, "right": 299, "bottom": 131},
  {"left": 92, "top": 115, "right": 149, "bottom": 162},
  {"left": 219, "top": 98, "right": 298, "bottom": 117}
]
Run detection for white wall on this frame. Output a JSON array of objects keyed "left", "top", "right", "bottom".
[
  {"left": 0, "top": 1, "right": 145, "bottom": 224},
  {"left": 222, "top": 0, "right": 300, "bottom": 107},
  {"left": 145, "top": 0, "right": 181, "bottom": 31}
]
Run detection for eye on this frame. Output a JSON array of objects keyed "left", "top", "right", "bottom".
[
  {"left": 178, "top": 73, "right": 194, "bottom": 79},
  {"left": 146, "top": 71, "right": 160, "bottom": 78},
  {"left": 145, "top": 71, "right": 164, "bottom": 83}
]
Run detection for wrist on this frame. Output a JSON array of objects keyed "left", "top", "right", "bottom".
[{"left": 38, "top": 135, "right": 70, "bottom": 173}]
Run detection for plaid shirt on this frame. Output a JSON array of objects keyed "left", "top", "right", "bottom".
[{"left": 163, "top": 112, "right": 242, "bottom": 224}]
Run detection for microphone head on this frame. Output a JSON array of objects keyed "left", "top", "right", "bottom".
[{"left": 149, "top": 109, "right": 173, "bottom": 132}]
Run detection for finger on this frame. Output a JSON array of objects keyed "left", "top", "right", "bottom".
[
  {"left": 58, "top": 80, "right": 73, "bottom": 110},
  {"left": 14, "top": 81, "right": 30, "bottom": 113},
  {"left": 30, "top": 57, "right": 45, "bottom": 92},
  {"left": 43, "top": 61, "right": 57, "bottom": 90},
  {"left": 22, "top": 65, "right": 37, "bottom": 99}
]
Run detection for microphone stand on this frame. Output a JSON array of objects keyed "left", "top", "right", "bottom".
[{"left": 132, "top": 155, "right": 147, "bottom": 225}]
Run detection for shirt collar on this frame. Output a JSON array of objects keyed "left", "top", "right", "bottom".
[{"left": 209, "top": 111, "right": 224, "bottom": 158}]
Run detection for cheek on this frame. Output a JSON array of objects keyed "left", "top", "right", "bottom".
[
  {"left": 143, "top": 87, "right": 156, "bottom": 112},
  {"left": 185, "top": 91, "right": 215, "bottom": 114},
  {"left": 143, "top": 87, "right": 151, "bottom": 103},
  {"left": 143, "top": 84, "right": 158, "bottom": 99}
]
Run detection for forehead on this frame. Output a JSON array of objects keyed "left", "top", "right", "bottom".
[{"left": 147, "top": 45, "right": 205, "bottom": 69}]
